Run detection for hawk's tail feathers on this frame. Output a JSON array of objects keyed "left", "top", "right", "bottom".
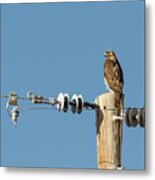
[{"left": 114, "top": 93, "right": 123, "bottom": 108}]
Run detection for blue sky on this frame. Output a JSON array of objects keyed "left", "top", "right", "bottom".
[{"left": 0, "top": 1, "right": 144, "bottom": 169}]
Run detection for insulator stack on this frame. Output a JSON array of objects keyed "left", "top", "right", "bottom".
[{"left": 125, "top": 108, "right": 145, "bottom": 128}]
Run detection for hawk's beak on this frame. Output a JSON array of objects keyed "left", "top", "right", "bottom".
[{"left": 104, "top": 52, "right": 107, "bottom": 57}]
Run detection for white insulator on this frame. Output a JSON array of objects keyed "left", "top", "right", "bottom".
[
  {"left": 63, "top": 93, "right": 69, "bottom": 112},
  {"left": 125, "top": 108, "right": 131, "bottom": 127},
  {"left": 138, "top": 108, "right": 145, "bottom": 127},
  {"left": 113, "top": 115, "right": 124, "bottom": 121},
  {"left": 71, "top": 94, "right": 78, "bottom": 113},
  {"left": 27, "top": 92, "right": 34, "bottom": 99},
  {"left": 77, "top": 95, "right": 84, "bottom": 114},
  {"left": 8, "top": 92, "right": 18, "bottom": 106},
  {"left": 129, "top": 108, "right": 138, "bottom": 127},
  {"left": 11, "top": 106, "right": 19, "bottom": 127},
  {"left": 57, "top": 93, "right": 65, "bottom": 111}
]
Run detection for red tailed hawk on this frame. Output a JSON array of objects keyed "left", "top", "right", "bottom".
[{"left": 104, "top": 50, "right": 124, "bottom": 108}]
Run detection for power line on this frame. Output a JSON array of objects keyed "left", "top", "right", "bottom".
[
  {"left": 19, "top": 106, "right": 58, "bottom": 111},
  {"left": 0, "top": 94, "right": 144, "bottom": 111},
  {"left": 0, "top": 92, "right": 145, "bottom": 128}
]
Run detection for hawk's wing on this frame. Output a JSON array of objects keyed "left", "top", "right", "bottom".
[{"left": 104, "top": 59, "right": 124, "bottom": 93}]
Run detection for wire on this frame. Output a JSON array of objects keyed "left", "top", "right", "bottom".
[
  {"left": 19, "top": 107, "right": 94, "bottom": 112},
  {"left": 19, "top": 106, "right": 58, "bottom": 111},
  {"left": 0, "top": 94, "right": 29, "bottom": 101},
  {"left": 99, "top": 107, "right": 145, "bottom": 111},
  {"left": 0, "top": 94, "right": 145, "bottom": 111},
  {"left": 0, "top": 95, "right": 9, "bottom": 99},
  {"left": 16, "top": 106, "right": 145, "bottom": 113},
  {"left": 0, "top": 94, "right": 56, "bottom": 102}
]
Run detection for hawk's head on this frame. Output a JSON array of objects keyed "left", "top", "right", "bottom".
[{"left": 104, "top": 50, "right": 116, "bottom": 61}]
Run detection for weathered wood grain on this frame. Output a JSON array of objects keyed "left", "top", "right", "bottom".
[{"left": 95, "top": 92, "right": 124, "bottom": 169}]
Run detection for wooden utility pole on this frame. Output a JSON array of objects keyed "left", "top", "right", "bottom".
[{"left": 95, "top": 92, "right": 124, "bottom": 169}]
